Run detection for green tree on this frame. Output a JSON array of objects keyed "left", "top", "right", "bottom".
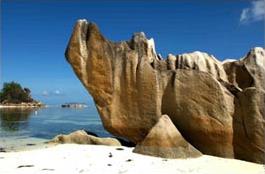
[{"left": 0, "top": 81, "right": 34, "bottom": 103}]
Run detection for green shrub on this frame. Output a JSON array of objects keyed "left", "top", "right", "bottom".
[{"left": 0, "top": 82, "right": 34, "bottom": 103}]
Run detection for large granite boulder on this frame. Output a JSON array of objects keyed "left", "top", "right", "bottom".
[
  {"left": 133, "top": 115, "right": 202, "bottom": 158},
  {"left": 65, "top": 20, "right": 161, "bottom": 143},
  {"left": 65, "top": 19, "right": 265, "bottom": 163},
  {"left": 161, "top": 69, "right": 234, "bottom": 157},
  {"left": 50, "top": 130, "right": 121, "bottom": 146},
  {"left": 223, "top": 48, "right": 265, "bottom": 163}
]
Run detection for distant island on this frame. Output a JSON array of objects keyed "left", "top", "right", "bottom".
[
  {"left": 61, "top": 103, "right": 87, "bottom": 108},
  {"left": 0, "top": 81, "right": 43, "bottom": 108}
]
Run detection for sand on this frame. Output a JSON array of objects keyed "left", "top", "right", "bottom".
[{"left": 0, "top": 144, "right": 264, "bottom": 174}]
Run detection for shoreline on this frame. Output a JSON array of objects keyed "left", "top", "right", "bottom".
[
  {"left": 0, "top": 104, "right": 45, "bottom": 108},
  {"left": 0, "top": 144, "right": 263, "bottom": 174},
  {"left": 0, "top": 137, "right": 51, "bottom": 152}
]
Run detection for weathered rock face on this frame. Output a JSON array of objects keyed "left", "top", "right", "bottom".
[
  {"left": 50, "top": 130, "right": 121, "bottom": 146},
  {"left": 65, "top": 19, "right": 265, "bottom": 163},
  {"left": 66, "top": 20, "right": 161, "bottom": 143},
  {"left": 223, "top": 47, "right": 265, "bottom": 90},
  {"left": 133, "top": 115, "right": 202, "bottom": 158},
  {"left": 233, "top": 88, "right": 265, "bottom": 163},
  {"left": 172, "top": 52, "right": 228, "bottom": 82},
  {"left": 161, "top": 70, "right": 234, "bottom": 157},
  {"left": 223, "top": 48, "right": 265, "bottom": 164}
]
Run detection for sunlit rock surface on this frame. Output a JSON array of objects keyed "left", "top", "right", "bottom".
[{"left": 65, "top": 19, "right": 265, "bottom": 163}]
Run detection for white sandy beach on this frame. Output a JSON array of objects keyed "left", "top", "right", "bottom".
[{"left": 0, "top": 144, "right": 264, "bottom": 174}]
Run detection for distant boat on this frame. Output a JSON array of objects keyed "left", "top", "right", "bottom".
[{"left": 61, "top": 103, "right": 87, "bottom": 108}]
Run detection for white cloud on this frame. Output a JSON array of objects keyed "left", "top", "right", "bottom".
[
  {"left": 240, "top": 0, "right": 265, "bottom": 23},
  {"left": 240, "top": 8, "right": 250, "bottom": 22},
  {"left": 42, "top": 90, "right": 49, "bottom": 96},
  {"left": 41, "top": 90, "right": 64, "bottom": 96},
  {"left": 54, "top": 90, "right": 61, "bottom": 95}
]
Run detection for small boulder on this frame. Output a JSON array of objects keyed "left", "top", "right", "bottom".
[
  {"left": 133, "top": 115, "right": 202, "bottom": 158},
  {"left": 50, "top": 130, "right": 121, "bottom": 146}
]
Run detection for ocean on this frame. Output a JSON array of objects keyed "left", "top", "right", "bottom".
[{"left": 0, "top": 106, "right": 110, "bottom": 151}]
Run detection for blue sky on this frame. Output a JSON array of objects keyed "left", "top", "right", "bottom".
[{"left": 1, "top": 0, "right": 264, "bottom": 104}]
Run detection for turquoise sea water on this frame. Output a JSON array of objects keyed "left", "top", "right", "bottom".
[{"left": 0, "top": 106, "right": 110, "bottom": 151}]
